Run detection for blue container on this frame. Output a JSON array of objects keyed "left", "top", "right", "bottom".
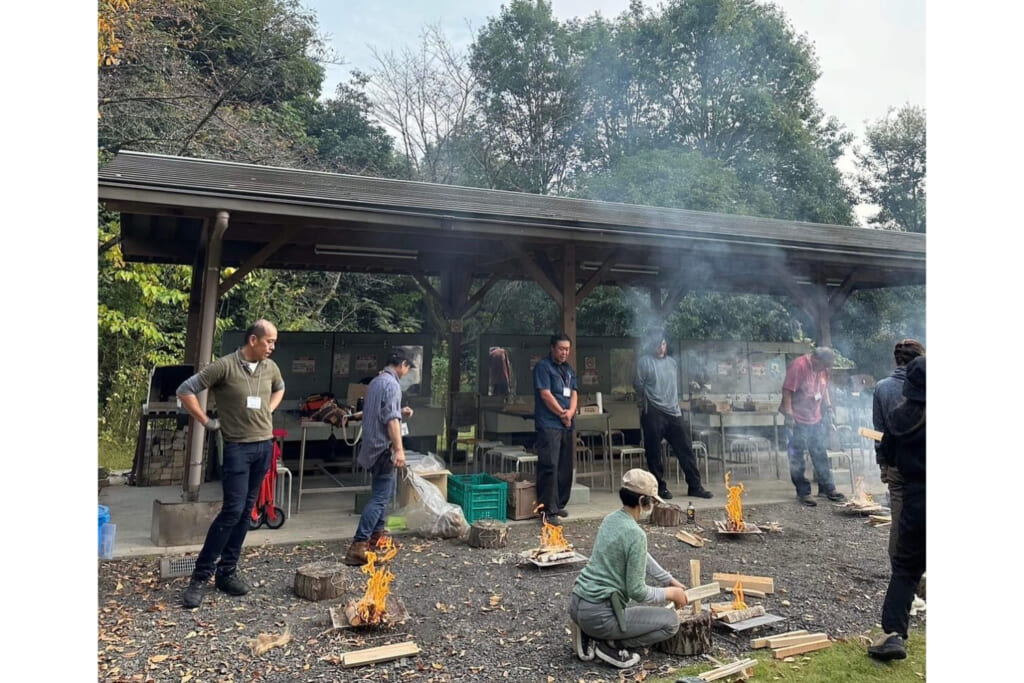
[{"left": 98, "top": 505, "right": 110, "bottom": 554}]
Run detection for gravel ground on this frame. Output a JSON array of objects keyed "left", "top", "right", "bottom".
[{"left": 97, "top": 501, "right": 924, "bottom": 682}]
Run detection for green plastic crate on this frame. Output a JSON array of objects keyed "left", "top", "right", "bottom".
[{"left": 447, "top": 473, "right": 507, "bottom": 524}]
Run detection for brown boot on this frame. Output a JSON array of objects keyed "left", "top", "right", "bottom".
[
  {"left": 343, "top": 540, "right": 369, "bottom": 566},
  {"left": 369, "top": 530, "right": 399, "bottom": 549}
]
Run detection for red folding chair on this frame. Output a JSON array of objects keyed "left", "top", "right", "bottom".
[{"left": 250, "top": 429, "right": 287, "bottom": 529}]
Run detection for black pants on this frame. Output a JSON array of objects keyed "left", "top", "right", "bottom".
[
  {"left": 880, "top": 480, "right": 926, "bottom": 638},
  {"left": 535, "top": 428, "right": 574, "bottom": 514},
  {"left": 641, "top": 408, "right": 702, "bottom": 493},
  {"left": 193, "top": 440, "right": 272, "bottom": 581}
]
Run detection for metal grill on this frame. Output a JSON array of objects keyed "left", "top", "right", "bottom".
[{"left": 159, "top": 555, "right": 197, "bottom": 579}]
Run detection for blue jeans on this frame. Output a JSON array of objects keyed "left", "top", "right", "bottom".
[
  {"left": 786, "top": 421, "right": 835, "bottom": 497},
  {"left": 354, "top": 453, "right": 396, "bottom": 542},
  {"left": 193, "top": 440, "right": 272, "bottom": 581}
]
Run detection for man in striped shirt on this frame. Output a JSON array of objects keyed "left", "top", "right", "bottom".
[{"left": 343, "top": 347, "right": 415, "bottom": 566}]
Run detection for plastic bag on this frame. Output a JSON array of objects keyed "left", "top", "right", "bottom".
[
  {"left": 400, "top": 469, "right": 469, "bottom": 539},
  {"left": 407, "top": 452, "right": 446, "bottom": 473}
]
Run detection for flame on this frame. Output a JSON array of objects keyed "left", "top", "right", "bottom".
[
  {"left": 533, "top": 503, "right": 571, "bottom": 551},
  {"left": 354, "top": 536, "right": 398, "bottom": 624},
  {"left": 732, "top": 580, "right": 748, "bottom": 610},
  {"left": 724, "top": 471, "right": 745, "bottom": 532},
  {"left": 853, "top": 476, "right": 873, "bottom": 504}
]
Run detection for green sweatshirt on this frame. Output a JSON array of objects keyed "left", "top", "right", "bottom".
[{"left": 573, "top": 509, "right": 651, "bottom": 606}]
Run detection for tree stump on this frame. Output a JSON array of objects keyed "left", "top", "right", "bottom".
[
  {"left": 654, "top": 606, "right": 713, "bottom": 656},
  {"left": 651, "top": 503, "right": 682, "bottom": 527},
  {"left": 467, "top": 519, "right": 509, "bottom": 548},
  {"left": 294, "top": 561, "right": 349, "bottom": 601}
]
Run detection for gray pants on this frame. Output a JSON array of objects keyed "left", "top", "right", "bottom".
[{"left": 569, "top": 593, "right": 679, "bottom": 649}]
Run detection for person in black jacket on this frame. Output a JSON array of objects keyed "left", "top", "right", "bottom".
[{"left": 868, "top": 356, "right": 925, "bottom": 661}]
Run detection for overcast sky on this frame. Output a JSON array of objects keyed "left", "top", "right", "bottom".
[{"left": 305, "top": 0, "right": 925, "bottom": 143}]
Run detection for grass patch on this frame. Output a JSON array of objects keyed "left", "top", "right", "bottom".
[
  {"left": 98, "top": 433, "right": 134, "bottom": 471},
  {"left": 652, "top": 629, "right": 925, "bottom": 682}
]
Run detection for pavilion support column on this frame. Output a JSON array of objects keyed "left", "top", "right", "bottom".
[
  {"left": 561, "top": 244, "right": 578, "bottom": 369},
  {"left": 440, "top": 269, "right": 472, "bottom": 459},
  {"left": 183, "top": 211, "right": 229, "bottom": 501},
  {"left": 183, "top": 219, "right": 210, "bottom": 367}
]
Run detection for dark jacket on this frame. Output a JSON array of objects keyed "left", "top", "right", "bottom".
[{"left": 880, "top": 401, "right": 925, "bottom": 482}]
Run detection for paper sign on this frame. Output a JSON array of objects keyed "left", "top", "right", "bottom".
[
  {"left": 333, "top": 352, "right": 351, "bottom": 378},
  {"left": 750, "top": 362, "right": 766, "bottom": 377},
  {"left": 355, "top": 354, "right": 377, "bottom": 372},
  {"left": 717, "top": 362, "right": 733, "bottom": 376},
  {"left": 292, "top": 357, "right": 315, "bottom": 375}
]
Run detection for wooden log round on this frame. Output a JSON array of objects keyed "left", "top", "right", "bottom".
[
  {"left": 653, "top": 606, "right": 713, "bottom": 656},
  {"left": 467, "top": 519, "right": 509, "bottom": 548},
  {"left": 294, "top": 561, "right": 349, "bottom": 601},
  {"left": 650, "top": 503, "right": 682, "bottom": 527}
]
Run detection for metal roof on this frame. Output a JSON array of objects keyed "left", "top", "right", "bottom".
[{"left": 98, "top": 151, "right": 926, "bottom": 294}]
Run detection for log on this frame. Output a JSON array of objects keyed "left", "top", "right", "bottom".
[
  {"left": 751, "top": 630, "right": 808, "bottom": 649},
  {"left": 773, "top": 637, "right": 831, "bottom": 659},
  {"left": 344, "top": 600, "right": 362, "bottom": 627},
  {"left": 690, "top": 560, "right": 702, "bottom": 613},
  {"left": 651, "top": 503, "right": 682, "bottom": 527},
  {"left": 859, "top": 427, "right": 883, "bottom": 442},
  {"left": 712, "top": 572, "right": 774, "bottom": 594},
  {"left": 653, "top": 606, "right": 713, "bottom": 656},
  {"left": 294, "top": 561, "right": 350, "bottom": 602},
  {"left": 676, "top": 529, "right": 706, "bottom": 547},
  {"left": 684, "top": 582, "right": 721, "bottom": 602},
  {"left": 716, "top": 605, "right": 766, "bottom": 623},
  {"left": 467, "top": 519, "right": 509, "bottom": 549},
  {"left": 341, "top": 641, "right": 421, "bottom": 667}
]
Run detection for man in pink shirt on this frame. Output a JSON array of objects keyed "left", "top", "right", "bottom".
[{"left": 779, "top": 347, "right": 846, "bottom": 506}]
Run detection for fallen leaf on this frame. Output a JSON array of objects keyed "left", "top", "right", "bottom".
[{"left": 149, "top": 654, "right": 169, "bottom": 664}]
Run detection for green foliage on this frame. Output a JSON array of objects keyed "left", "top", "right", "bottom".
[
  {"left": 831, "top": 286, "right": 926, "bottom": 378},
  {"left": 669, "top": 293, "right": 799, "bottom": 342},
  {"left": 856, "top": 104, "right": 926, "bottom": 232}
]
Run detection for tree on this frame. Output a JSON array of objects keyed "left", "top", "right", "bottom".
[
  {"left": 362, "top": 25, "right": 478, "bottom": 184},
  {"left": 469, "top": 0, "right": 586, "bottom": 194},
  {"left": 855, "top": 104, "right": 926, "bottom": 232}
]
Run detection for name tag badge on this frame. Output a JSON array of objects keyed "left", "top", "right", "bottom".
[
  {"left": 400, "top": 422, "right": 409, "bottom": 436},
  {"left": 247, "top": 396, "right": 262, "bottom": 410},
  {"left": 562, "top": 386, "right": 572, "bottom": 398},
  {"left": 814, "top": 392, "right": 822, "bottom": 402}
]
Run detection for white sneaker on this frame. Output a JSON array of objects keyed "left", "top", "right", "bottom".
[
  {"left": 570, "top": 622, "right": 594, "bottom": 661},
  {"left": 910, "top": 595, "right": 926, "bottom": 615},
  {"left": 594, "top": 640, "right": 640, "bottom": 669}
]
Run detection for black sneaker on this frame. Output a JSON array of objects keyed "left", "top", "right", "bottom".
[
  {"left": 867, "top": 633, "right": 907, "bottom": 660},
  {"left": 594, "top": 640, "right": 641, "bottom": 669},
  {"left": 825, "top": 491, "right": 847, "bottom": 502},
  {"left": 543, "top": 513, "right": 562, "bottom": 526},
  {"left": 570, "top": 622, "right": 594, "bottom": 661},
  {"left": 182, "top": 578, "right": 209, "bottom": 609},
  {"left": 687, "top": 488, "right": 714, "bottom": 499},
  {"left": 554, "top": 509, "right": 569, "bottom": 518},
  {"left": 798, "top": 495, "right": 818, "bottom": 507},
  {"left": 215, "top": 572, "right": 250, "bottom": 596},
  {"left": 658, "top": 489, "right": 674, "bottom": 500}
]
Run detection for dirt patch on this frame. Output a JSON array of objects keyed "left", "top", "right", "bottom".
[{"left": 97, "top": 501, "right": 922, "bottom": 682}]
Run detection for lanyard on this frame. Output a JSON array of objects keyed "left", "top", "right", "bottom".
[{"left": 237, "top": 349, "right": 263, "bottom": 396}]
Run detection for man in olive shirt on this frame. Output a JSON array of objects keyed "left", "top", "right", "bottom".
[{"left": 177, "top": 320, "right": 285, "bottom": 609}]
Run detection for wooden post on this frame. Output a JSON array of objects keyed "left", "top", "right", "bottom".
[{"left": 690, "top": 559, "right": 702, "bottom": 613}]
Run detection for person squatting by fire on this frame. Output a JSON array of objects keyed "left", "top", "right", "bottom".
[{"left": 567, "top": 469, "right": 690, "bottom": 669}]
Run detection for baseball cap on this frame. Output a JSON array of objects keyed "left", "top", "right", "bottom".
[{"left": 621, "top": 469, "right": 665, "bottom": 504}]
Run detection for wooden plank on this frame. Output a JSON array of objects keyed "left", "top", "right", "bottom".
[
  {"left": 341, "top": 641, "right": 420, "bottom": 667},
  {"left": 773, "top": 638, "right": 832, "bottom": 659},
  {"left": 685, "top": 582, "right": 721, "bottom": 602},
  {"left": 724, "top": 586, "right": 766, "bottom": 599},
  {"left": 859, "top": 427, "right": 883, "bottom": 442},
  {"left": 698, "top": 658, "right": 758, "bottom": 681},
  {"left": 766, "top": 632, "right": 828, "bottom": 649},
  {"left": 676, "top": 530, "right": 706, "bottom": 547},
  {"left": 712, "top": 572, "right": 774, "bottom": 594},
  {"left": 751, "top": 630, "right": 808, "bottom": 649},
  {"left": 690, "top": 560, "right": 702, "bottom": 613}
]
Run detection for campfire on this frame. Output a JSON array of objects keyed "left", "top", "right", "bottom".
[
  {"left": 724, "top": 471, "right": 746, "bottom": 532},
  {"left": 852, "top": 476, "right": 873, "bottom": 504},
  {"left": 731, "top": 581, "right": 748, "bottom": 611},
  {"left": 352, "top": 537, "right": 398, "bottom": 626},
  {"left": 522, "top": 504, "right": 579, "bottom": 566}
]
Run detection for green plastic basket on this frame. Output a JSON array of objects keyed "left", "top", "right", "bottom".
[{"left": 447, "top": 473, "right": 507, "bottom": 524}]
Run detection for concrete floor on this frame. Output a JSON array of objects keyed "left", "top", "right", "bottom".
[{"left": 98, "top": 452, "right": 877, "bottom": 560}]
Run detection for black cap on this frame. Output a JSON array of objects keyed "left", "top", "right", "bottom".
[
  {"left": 387, "top": 346, "right": 416, "bottom": 369},
  {"left": 902, "top": 356, "right": 925, "bottom": 402}
]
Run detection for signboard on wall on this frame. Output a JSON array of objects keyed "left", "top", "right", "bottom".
[
  {"left": 333, "top": 352, "right": 350, "bottom": 378},
  {"left": 292, "top": 357, "right": 316, "bottom": 375}
]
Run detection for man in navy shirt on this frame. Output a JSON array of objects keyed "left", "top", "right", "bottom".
[{"left": 533, "top": 334, "right": 578, "bottom": 525}]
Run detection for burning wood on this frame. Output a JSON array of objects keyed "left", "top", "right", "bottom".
[
  {"left": 724, "top": 471, "right": 746, "bottom": 532},
  {"left": 348, "top": 536, "right": 399, "bottom": 626},
  {"left": 526, "top": 504, "right": 575, "bottom": 564},
  {"left": 731, "top": 581, "right": 747, "bottom": 611},
  {"left": 852, "top": 476, "right": 873, "bottom": 505}
]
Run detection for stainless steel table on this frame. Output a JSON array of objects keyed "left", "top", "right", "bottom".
[{"left": 686, "top": 410, "right": 781, "bottom": 478}]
